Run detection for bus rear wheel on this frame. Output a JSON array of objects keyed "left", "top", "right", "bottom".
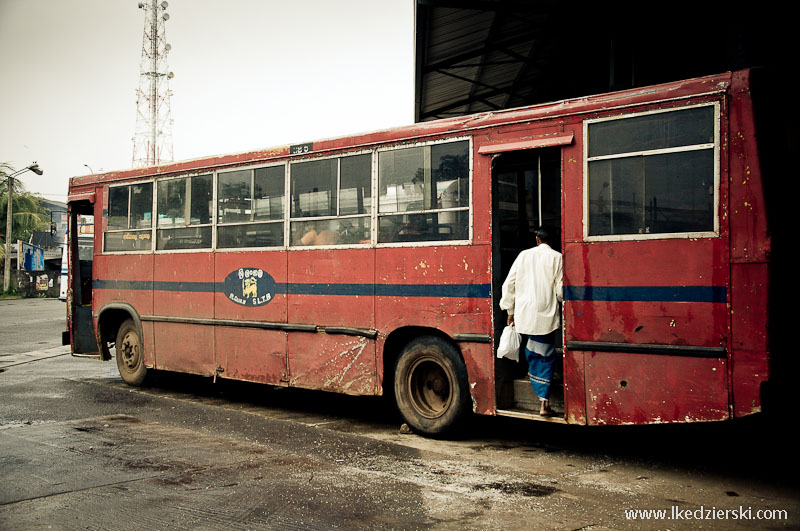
[
  {"left": 394, "top": 336, "right": 470, "bottom": 436},
  {"left": 115, "top": 319, "right": 148, "bottom": 386}
]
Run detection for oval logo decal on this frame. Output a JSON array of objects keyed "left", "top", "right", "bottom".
[{"left": 223, "top": 268, "right": 276, "bottom": 307}]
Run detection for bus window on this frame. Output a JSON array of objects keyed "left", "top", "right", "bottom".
[
  {"left": 156, "top": 174, "right": 212, "bottom": 250},
  {"left": 217, "top": 165, "right": 285, "bottom": 248},
  {"left": 586, "top": 105, "right": 717, "bottom": 238},
  {"left": 377, "top": 140, "right": 470, "bottom": 243},
  {"left": 104, "top": 182, "right": 153, "bottom": 252},
  {"left": 289, "top": 153, "right": 371, "bottom": 246}
]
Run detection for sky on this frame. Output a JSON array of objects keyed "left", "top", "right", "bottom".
[{"left": 0, "top": 0, "right": 415, "bottom": 202}]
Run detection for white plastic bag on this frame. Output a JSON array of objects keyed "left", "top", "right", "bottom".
[{"left": 497, "top": 324, "right": 520, "bottom": 361}]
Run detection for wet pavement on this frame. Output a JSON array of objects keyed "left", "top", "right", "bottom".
[{"left": 1, "top": 299, "right": 798, "bottom": 529}]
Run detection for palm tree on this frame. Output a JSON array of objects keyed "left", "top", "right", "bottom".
[{"left": 1, "top": 163, "right": 49, "bottom": 255}]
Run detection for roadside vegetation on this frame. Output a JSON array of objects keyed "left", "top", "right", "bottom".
[{"left": 1, "top": 162, "right": 50, "bottom": 295}]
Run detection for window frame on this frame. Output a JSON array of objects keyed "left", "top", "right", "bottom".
[
  {"left": 582, "top": 102, "right": 720, "bottom": 242},
  {"left": 375, "top": 136, "right": 473, "bottom": 248},
  {"left": 288, "top": 149, "right": 374, "bottom": 249},
  {"left": 216, "top": 162, "right": 287, "bottom": 251},
  {"left": 102, "top": 180, "right": 155, "bottom": 254},
  {"left": 154, "top": 172, "right": 214, "bottom": 253}
]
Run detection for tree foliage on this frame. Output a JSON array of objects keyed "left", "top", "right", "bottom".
[{"left": 1, "top": 163, "right": 49, "bottom": 252}]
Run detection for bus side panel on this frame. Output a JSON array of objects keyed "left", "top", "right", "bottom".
[
  {"left": 287, "top": 248, "right": 375, "bottom": 327},
  {"left": 288, "top": 333, "right": 376, "bottom": 395},
  {"left": 216, "top": 328, "right": 287, "bottom": 385},
  {"left": 566, "top": 300, "right": 727, "bottom": 347},
  {"left": 563, "top": 239, "right": 729, "bottom": 347},
  {"left": 287, "top": 248, "right": 377, "bottom": 395},
  {"left": 375, "top": 245, "right": 492, "bottom": 334},
  {"left": 561, "top": 125, "right": 584, "bottom": 244},
  {"left": 563, "top": 350, "right": 587, "bottom": 425},
  {"left": 142, "top": 321, "right": 155, "bottom": 368},
  {"left": 585, "top": 353, "right": 729, "bottom": 425},
  {"left": 93, "top": 254, "right": 154, "bottom": 314},
  {"left": 214, "top": 251, "right": 288, "bottom": 385},
  {"left": 730, "top": 262, "right": 769, "bottom": 417},
  {"left": 458, "top": 342, "right": 494, "bottom": 415},
  {"left": 153, "top": 252, "right": 215, "bottom": 376},
  {"left": 375, "top": 245, "right": 493, "bottom": 412},
  {"left": 728, "top": 71, "right": 770, "bottom": 417}
]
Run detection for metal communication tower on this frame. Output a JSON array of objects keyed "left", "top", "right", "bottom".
[{"left": 132, "top": 0, "right": 174, "bottom": 168}]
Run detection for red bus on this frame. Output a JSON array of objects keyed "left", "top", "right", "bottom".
[{"left": 64, "top": 69, "right": 771, "bottom": 435}]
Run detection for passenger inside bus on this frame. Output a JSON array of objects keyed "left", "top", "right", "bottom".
[{"left": 294, "top": 221, "right": 341, "bottom": 246}]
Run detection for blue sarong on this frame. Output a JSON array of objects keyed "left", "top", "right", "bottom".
[{"left": 522, "top": 333, "right": 556, "bottom": 400}]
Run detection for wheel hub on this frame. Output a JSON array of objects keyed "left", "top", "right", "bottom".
[
  {"left": 408, "top": 356, "right": 453, "bottom": 419},
  {"left": 119, "top": 333, "right": 140, "bottom": 370}
]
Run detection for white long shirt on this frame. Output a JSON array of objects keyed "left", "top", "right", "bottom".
[{"left": 499, "top": 243, "right": 563, "bottom": 336}]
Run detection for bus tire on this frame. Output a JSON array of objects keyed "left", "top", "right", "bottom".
[
  {"left": 115, "top": 319, "right": 148, "bottom": 386},
  {"left": 394, "top": 336, "right": 470, "bottom": 436}
]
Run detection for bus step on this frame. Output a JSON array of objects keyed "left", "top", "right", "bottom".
[
  {"left": 496, "top": 408, "right": 567, "bottom": 423},
  {"left": 511, "top": 378, "right": 565, "bottom": 417}
]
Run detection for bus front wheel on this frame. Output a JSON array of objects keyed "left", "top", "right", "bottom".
[
  {"left": 394, "top": 336, "right": 470, "bottom": 436},
  {"left": 115, "top": 319, "right": 148, "bottom": 386}
]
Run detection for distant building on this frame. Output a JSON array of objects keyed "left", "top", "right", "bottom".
[{"left": 30, "top": 199, "right": 67, "bottom": 260}]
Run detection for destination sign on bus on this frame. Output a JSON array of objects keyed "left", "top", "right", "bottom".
[{"left": 289, "top": 142, "right": 313, "bottom": 155}]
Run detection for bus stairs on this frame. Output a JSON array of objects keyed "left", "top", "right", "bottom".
[{"left": 496, "top": 377, "right": 567, "bottom": 423}]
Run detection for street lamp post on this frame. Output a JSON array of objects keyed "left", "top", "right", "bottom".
[{"left": 3, "top": 162, "right": 44, "bottom": 293}]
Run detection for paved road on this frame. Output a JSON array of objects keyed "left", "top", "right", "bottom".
[
  {"left": 0, "top": 298, "right": 66, "bottom": 355},
  {"left": 0, "top": 299, "right": 797, "bottom": 529}
]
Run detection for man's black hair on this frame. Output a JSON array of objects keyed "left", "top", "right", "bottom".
[{"left": 535, "top": 228, "right": 550, "bottom": 243}]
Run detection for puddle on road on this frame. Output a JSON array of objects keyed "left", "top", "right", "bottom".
[{"left": 472, "top": 481, "right": 559, "bottom": 497}]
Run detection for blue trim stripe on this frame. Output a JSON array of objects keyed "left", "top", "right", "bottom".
[
  {"left": 94, "top": 281, "right": 723, "bottom": 303},
  {"left": 376, "top": 283, "right": 491, "bottom": 298},
  {"left": 94, "top": 279, "right": 491, "bottom": 299},
  {"left": 564, "top": 285, "right": 726, "bottom": 303}
]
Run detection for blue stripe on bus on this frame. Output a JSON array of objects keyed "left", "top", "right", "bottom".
[
  {"left": 564, "top": 285, "right": 726, "bottom": 303},
  {"left": 93, "top": 281, "right": 724, "bottom": 302},
  {"left": 93, "top": 279, "right": 491, "bottom": 298}
]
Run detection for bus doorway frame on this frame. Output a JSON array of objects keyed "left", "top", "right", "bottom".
[
  {"left": 490, "top": 146, "right": 565, "bottom": 419},
  {"left": 64, "top": 198, "right": 99, "bottom": 357}
]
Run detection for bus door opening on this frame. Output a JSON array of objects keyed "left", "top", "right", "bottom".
[
  {"left": 492, "top": 147, "right": 563, "bottom": 415},
  {"left": 65, "top": 201, "right": 99, "bottom": 356}
]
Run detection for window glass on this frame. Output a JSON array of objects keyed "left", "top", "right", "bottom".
[
  {"left": 190, "top": 175, "right": 212, "bottom": 225},
  {"left": 104, "top": 231, "right": 152, "bottom": 252},
  {"left": 378, "top": 211, "right": 468, "bottom": 243},
  {"left": 431, "top": 141, "right": 469, "bottom": 209},
  {"left": 288, "top": 155, "right": 372, "bottom": 247},
  {"left": 130, "top": 183, "right": 152, "bottom": 229},
  {"left": 291, "top": 217, "right": 371, "bottom": 247},
  {"left": 157, "top": 178, "right": 187, "bottom": 228},
  {"left": 156, "top": 226, "right": 212, "bottom": 250},
  {"left": 254, "top": 165, "right": 285, "bottom": 221},
  {"left": 339, "top": 154, "right": 371, "bottom": 215},
  {"left": 587, "top": 107, "right": 715, "bottom": 237},
  {"left": 218, "top": 169, "right": 251, "bottom": 224},
  {"left": 107, "top": 187, "right": 129, "bottom": 230},
  {"left": 588, "top": 106, "right": 715, "bottom": 157},
  {"left": 291, "top": 159, "right": 337, "bottom": 218},
  {"left": 377, "top": 140, "right": 470, "bottom": 243},
  {"left": 378, "top": 146, "right": 425, "bottom": 213},
  {"left": 644, "top": 150, "right": 714, "bottom": 233},
  {"left": 104, "top": 182, "right": 153, "bottom": 251},
  {"left": 218, "top": 222, "right": 283, "bottom": 248},
  {"left": 216, "top": 165, "right": 284, "bottom": 249},
  {"left": 156, "top": 174, "right": 212, "bottom": 249}
]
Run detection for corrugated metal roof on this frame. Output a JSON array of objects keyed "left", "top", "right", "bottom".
[{"left": 415, "top": 1, "right": 784, "bottom": 123}]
